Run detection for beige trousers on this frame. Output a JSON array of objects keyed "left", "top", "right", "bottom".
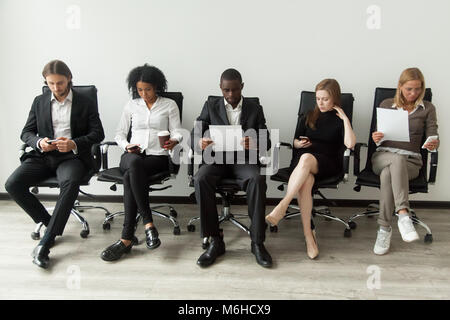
[{"left": 371, "top": 151, "right": 422, "bottom": 227}]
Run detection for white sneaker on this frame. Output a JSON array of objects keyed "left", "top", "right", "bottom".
[
  {"left": 397, "top": 216, "right": 419, "bottom": 242},
  {"left": 374, "top": 228, "right": 392, "bottom": 255}
]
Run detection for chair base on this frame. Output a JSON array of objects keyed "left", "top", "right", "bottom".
[
  {"left": 187, "top": 206, "right": 250, "bottom": 249},
  {"left": 31, "top": 207, "right": 91, "bottom": 240},
  {"left": 30, "top": 199, "right": 110, "bottom": 240},
  {"left": 102, "top": 204, "right": 181, "bottom": 236},
  {"left": 347, "top": 203, "right": 433, "bottom": 243}
]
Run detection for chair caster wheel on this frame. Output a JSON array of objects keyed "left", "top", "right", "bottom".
[
  {"left": 80, "top": 230, "right": 89, "bottom": 238},
  {"left": 173, "top": 226, "right": 181, "bottom": 235},
  {"left": 31, "top": 232, "right": 40, "bottom": 240},
  {"left": 349, "top": 221, "right": 357, "bottom": 230},
  {"left": 269, "top": 225, "right": 278, "bottom": 233},
  {"left": 187, "top": 225, "right": 195, "bottom": 232},
  {"left": 344, "top": 229, "right": 352, "bottom": 238},
  {"left": 132, "top": 236, "right": 139, "bottom": 245},
  {"left": 103, "top": 223, "right": 111, "bottom": 230},
  {"left": 170, "top": 209, "right": 178, "bottom": 218},
  {"left": 202, "top": 242, "right": 209, "bottom": 250},
  {"left": 424, "top": 234, "right": 433, "bottom": 243}
]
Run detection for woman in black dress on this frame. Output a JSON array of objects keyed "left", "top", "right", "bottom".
[{"left": 265, "top": 79, "right": 355, "bottom": 259}]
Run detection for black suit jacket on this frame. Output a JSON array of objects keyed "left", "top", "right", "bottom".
[
  {"left": 190, "top": 96, "right": 271, "bottom": 162},
  {"left": 20, "top": 89, "right": 105, "bottom": 171}
]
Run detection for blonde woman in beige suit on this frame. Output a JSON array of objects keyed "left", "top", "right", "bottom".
[{"left": 372, "top": 68, "right": 439, "bottom": 255}]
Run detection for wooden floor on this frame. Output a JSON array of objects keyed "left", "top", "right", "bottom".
[{"left": 0, "top": 200, "right": 449, "bottom": 300}]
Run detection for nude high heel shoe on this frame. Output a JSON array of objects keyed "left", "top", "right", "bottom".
[
  {"left": 265, "top": 206, "right": 286, "bottom": 226},
  {"left": 305, "top": 230, "right": 319, "bottom": 260}
]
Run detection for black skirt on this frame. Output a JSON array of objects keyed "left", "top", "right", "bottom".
[{"left": 289, "top": 149, "right": 342, "bottom": 180}]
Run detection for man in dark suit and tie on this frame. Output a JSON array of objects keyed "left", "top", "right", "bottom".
[
  {"left": 191, "top": 68, "right": 272, "bottom": 268},
  {"left": 5, "top": 60, "right": 105, "bottom": 269}
]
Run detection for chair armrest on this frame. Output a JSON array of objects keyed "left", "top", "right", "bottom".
[
  {"left": 353, "top": 143, "right": 367, "bottom": 176},
  {"left": 343, "top": 148, "right": 352, "bottom": 182},
  {"left": 95, "top": 141, "right": 118, "bottom": 170},
  {"left": 278, "top": 142, "right": 293, "bottom": 149},
  {"left": 19, "top": 144, "right": 28, "bottom": 157},
  {"left": 187, "top": 149, "right": 195, "bottom": 183},
  {"left": 269, "top": 141, "right": 293, "bottom": 172},
  {"left": 428, "top": 151, "right": 438, "bottom": 184}
]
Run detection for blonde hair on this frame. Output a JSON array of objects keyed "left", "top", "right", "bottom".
[
  {"left": 394, "top": 68, "right": 425, "bottom": 109},
  {"left": 306, "top": 79, "right": 341, "bottom": 129}
]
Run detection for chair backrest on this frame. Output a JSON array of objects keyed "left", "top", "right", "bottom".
[
  {"left": 363, "top": 87, "right": 432, "bottom": 172},
  {"left": 297, "top": 91, "right": 354, "bottom": 122},
  {"left": 207, "top": 95, "right": 260, "bottom": 105},
  {"left": 43, "top": 85, "right": 98, "bottom": 108},
  {"left": 42, "top": 85, "right": 101, "bottom": 174}
]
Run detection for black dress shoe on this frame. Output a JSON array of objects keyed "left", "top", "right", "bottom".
[
  {"left": 251, "top": 242, "right": 272, "bottom": 268},
  {"left": 145, "top": 227, "right": 161, "bottom": 250},
  {"left": 197, "top": 237, "right": 225, "bottom": 268},
  {"left": 32, "top": 245, "right": 50, "bottom": 269},
  {"left": 101, "top": 240, "right": 133, "bottom": 261}
]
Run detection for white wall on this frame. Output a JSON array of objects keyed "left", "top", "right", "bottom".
[{"left": 1, "top": 0, "right": 449, "bottom": 201}]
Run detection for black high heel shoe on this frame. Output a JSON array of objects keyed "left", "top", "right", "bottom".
[{"left": 101, "top": 240, "right": 133, "bottom": 261}]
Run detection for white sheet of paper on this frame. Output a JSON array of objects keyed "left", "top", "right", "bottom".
[
  {"left": 377, "top": 108, "right": 410, "bottom": 143},
  {"left": 209, "top": 125, "right": 243, "bottom": 151}
]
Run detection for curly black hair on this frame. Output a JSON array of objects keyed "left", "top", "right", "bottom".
[
  {"left": 127, "top": 64, "right": 167, "bottom": 99},
  {"left": 220, "top": 68, "right": 242, "bottom": 83}
]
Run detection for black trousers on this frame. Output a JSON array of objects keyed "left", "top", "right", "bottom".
[
  {"left": 119, "top": 152, "right": 169, "bottom": 240},
  {"left": 194, "top": 164, "right": 267, "bottom": 244},
  {"left": 5, "top": 153, "right": 87, "bottom": 237}
]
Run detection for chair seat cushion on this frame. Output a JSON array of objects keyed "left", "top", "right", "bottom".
[
  {"left": 188, "top": 176, "right": 242, "bottom": 192},
  {"left": 355, "top": 168, "right": 428, "bottom": 193},
  {"left": 97, "top": 167, "right": 171, "bottom": 185},
  {"left": 270, "top": 167, "right": 343, "bottom": 188},
  {"left": 34, "top": 174, "right": 92, "bottom": 188}
]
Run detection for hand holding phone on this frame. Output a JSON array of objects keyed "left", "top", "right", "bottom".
[
  {"left": 126, "top": 144, "right": 141, "bottom": 153},
  {"left": 299, "top": 136, "right": 310, "bottom": 141}
]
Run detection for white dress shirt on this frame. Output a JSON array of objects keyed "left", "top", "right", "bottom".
[
  {"left": 224, "top": 97, "right": 243, "bottom": 125},
  {"left": 37, "top": 89, "right": 77, "bottom": 153},
  {"left": 115, "top": 96, "right": 182, "bottom": 156},
  {"left": 51, "top": 89, "right": 73, "bottom": 139}
]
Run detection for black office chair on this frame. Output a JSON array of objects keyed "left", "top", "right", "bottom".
[
  {"left": 186, "top": 96, "right": 269, "bottom": 249},
  {"left": 269, "top": 91, "right": 354, "bottom": 237},
  {"left": 96, "top": 92, "right": 183, "bottom": 238},
  {"left": 25, "top": 85, "right": 110, "bottom": 240},
  {"left": 349, "top": 87, "right": 436, "bottom": 243}
]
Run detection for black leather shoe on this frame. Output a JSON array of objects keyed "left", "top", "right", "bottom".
[
  {"left": 251, "top": 242, "right": 272, "bottom": 268},
  {"left": 32, "top": 245, "right": 50, "bottom": 269},
  {"left": 197, "top": 237, "right": 225, "bottom": 268},
  {"left": 145, "top": 227, "right": 161, "bottom": 250},
  {"left": 101, "top": 240, "right": 133, "bottom": 261}
]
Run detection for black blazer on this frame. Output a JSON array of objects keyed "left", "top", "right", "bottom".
[
  {"left": 191, "top": 96, "right": 271, "bottom": 161},
  {"left": 20, "top": 89, "right": 105, "bottom": 171}
]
